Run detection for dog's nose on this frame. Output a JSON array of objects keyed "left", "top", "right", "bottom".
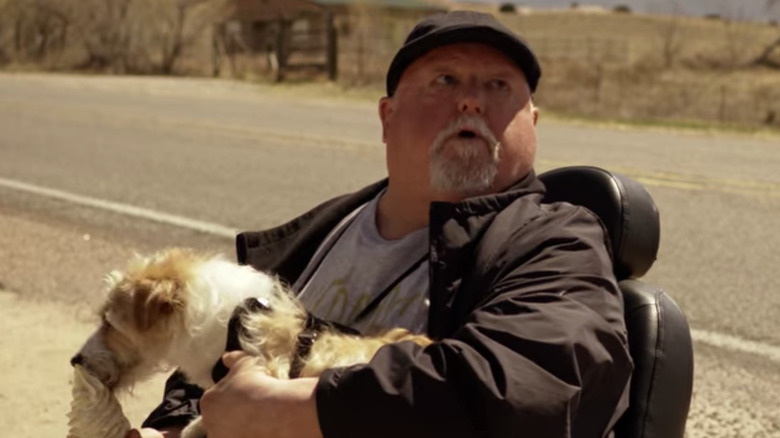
[{"left": 70, "top": 353, "right": 84, "bottom": 367}]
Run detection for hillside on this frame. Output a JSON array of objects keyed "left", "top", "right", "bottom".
[
  {"left": 452, "top": 0, "right": 780, "bottom": 23},
  {"left": 439, "top": 7, "right": 780, "bottom": 128}
]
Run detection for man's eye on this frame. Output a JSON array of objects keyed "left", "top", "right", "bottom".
[
  {"left": 489, "top": 79, "right": 509, "bottom": 91},
  {"left": 434, "top": 74, "right": 456, "bottom": 86}
]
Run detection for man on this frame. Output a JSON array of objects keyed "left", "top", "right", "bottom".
[{"left": 133, "top": 10, "right": 632, "bottom": 438}]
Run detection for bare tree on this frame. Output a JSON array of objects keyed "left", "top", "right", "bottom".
[
  {"left": 0, "top": 0, "right": 8, "bottom": 63},
  {"left": 0, "top": 0, "right": 70, "bottom": 63},
  {"left": 658, "top": 16, "right": 683, "bottom": 68},
  {"left": 68, "top": 0, "right": 224, "bottom": 73},
  {"left": 73, "top": 0, "right": 137, "bottom": 72},
  {"left": 0, "top": 0, "right": 225, "bottom": 73},
  {"left": 752, "top": 0, "right": 780, "bottom": 67},
  {"left": 714, "top": 0, "right": 757, "bottom": 68},
  {"left": 648, "top": 0, "right": 685, "bottom": 69},
  {"left": 146, "top": 0, "right": 225, "bottom": 74}
]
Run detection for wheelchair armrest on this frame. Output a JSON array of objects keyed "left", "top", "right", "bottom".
[{"left": 613, "top": 279, "right": 694, "bottom": 438}]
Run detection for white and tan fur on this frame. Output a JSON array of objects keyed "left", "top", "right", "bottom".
[{"left": 72, "top": 248, "right": 431, "bottom": 436}]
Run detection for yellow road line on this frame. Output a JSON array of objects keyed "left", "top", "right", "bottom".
[
  {"left": 536, "top": 159, "right": 780, "bottom": 198},
  {"left": 3, "top": 98, "right": 779, "bottom": 199},
  {"left": 0, "top": 97, "right": 377, "bottom": 152}
]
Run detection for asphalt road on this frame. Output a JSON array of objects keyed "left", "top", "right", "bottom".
[{"left": 1, "top": 73, "right": 779, "bottom": 436}]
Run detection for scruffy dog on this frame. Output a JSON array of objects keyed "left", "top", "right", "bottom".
[{"left": 71, "top": 248, "right": 431, "bottom": 437}]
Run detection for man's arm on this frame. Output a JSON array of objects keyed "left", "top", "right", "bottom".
[
  {"left": 126, "top": 427, "right": 181, "bottom": 438},
  {"left": 315, "top": 206, "right": 633, "bottom": 438},
  {"left": 142, "top": 205, "right": 632, "bottom": 438}
]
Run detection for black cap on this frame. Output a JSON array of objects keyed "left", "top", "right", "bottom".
[{"left": 386, "top": 11, "right": 542, "bottom": 96}]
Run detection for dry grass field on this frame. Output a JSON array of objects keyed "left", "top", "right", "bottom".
[
  {"left": 239, "top": 7, "right": 780, "bottom": 129},
  {"left": 331, "top": 6, "right": 780, "bottom": 129},
  {"left": 1, "top": 1, "right": 779, "bottom": 129},
  {"left": 493, "top": 10, "right": 780, "bottom": 128}
]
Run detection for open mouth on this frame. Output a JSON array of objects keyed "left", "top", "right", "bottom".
[
  {"left": 458, "top": 129, "right": 478, "bottom": 139},
  {"left": 79, "top": 363, "right": 116, "bottom": 389}
]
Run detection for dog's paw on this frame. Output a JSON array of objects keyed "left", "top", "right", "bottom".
[
  {"left": 380, "top": 327, "right": 433, "bottom": 347},
  {"left": 181, "top": 417, "right": 207, "bottom": 438}
]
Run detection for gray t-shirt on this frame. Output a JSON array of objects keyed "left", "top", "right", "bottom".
[{"left": 294, "top": 192, "right": 430, "bottom": 335}]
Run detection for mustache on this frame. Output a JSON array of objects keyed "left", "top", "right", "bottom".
[{"left": 431, "top": 115, "right": 499, "bottom": 150}]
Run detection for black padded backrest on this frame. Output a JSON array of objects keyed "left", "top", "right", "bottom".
[
  {"left": 539, "top": 166, "right": 660, "bottom": 280},
  {"left": 538, "top": 166, "right": 693, "bottom": 438},
  {"left": 613, "top": 280, "right": 694, "bottom": 438}
]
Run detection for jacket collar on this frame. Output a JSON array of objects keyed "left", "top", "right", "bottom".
[
  {"left": 430, "top": 169, "right": 545, "bottom": 216},
  {"left": 426, "top": 170, "right": 545, "bottom": 337},
  {"left": 237, "top": 179, "right": 388, "bottom": 281},
  {"left": 236, "top": 171, "right": 544, "bottom": 285}
]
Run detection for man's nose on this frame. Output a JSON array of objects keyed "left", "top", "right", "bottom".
[
  {"left": 457, "top": 86, "right": 485, "bottom": 115},
  {"left": 70, "top": 353, "right": 84, "bottom": 367}
]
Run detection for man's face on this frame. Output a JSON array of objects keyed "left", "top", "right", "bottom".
[{"left": 379, "top": 42, "right": 538, "bottom": 200}]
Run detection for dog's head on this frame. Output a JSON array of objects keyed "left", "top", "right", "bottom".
[{"left": 71, "top": 249, "right": 198, "bottom": 390}]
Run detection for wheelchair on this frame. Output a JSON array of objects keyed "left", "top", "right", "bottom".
[{"left": 538, "top": 166, "right": 694, "bottom": 438}]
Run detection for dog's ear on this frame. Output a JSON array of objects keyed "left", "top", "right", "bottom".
[
  {"left": 104, "top": 270, "right": 124, "bottom": 289},
  {"left": 132, "top": 279, "right": 186, "bottom": 332}
]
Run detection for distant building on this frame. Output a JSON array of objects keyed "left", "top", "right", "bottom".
[
  {"left": 214, "top": 0, "right": 446, "bottom": 80},
  {"left": 310, "top": 0, "right": 446, "bottom": 17}
]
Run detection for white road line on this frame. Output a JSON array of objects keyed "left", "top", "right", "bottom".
[
  {"left": 690, "top": 329, "right": 780, "bottom": 363},
  {"left": 2, "top": 176, "right": 780, "bottom": 363},
  {"left": 0, "top": 177, "right": 238, "bottom": 239}
]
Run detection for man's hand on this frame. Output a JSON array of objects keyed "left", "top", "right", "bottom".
[
  {"left": 125, "top": 428, "right": 180, "bottom": 438},
  {"left": 199, "top": 351, "right": 323, "bottom": 438}
]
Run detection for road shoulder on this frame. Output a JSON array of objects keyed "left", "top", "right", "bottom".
[{"left": 0, "top": 291, "right": 169, "bottom": 437}]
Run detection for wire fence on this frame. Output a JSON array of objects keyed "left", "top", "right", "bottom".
[
  {"left": 2, "top": 3, "right": 778, "bottom": 129},
  {"left": 332, "top": 30, "right": 780, "bottom": 128},
  {"left": 538, "top": 61, "right": 780, "bottom": 127}
]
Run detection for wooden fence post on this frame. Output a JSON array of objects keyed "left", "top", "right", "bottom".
[
  {"left": 326, "top": 12, "right": 338, "bottom": 81},
  {"left": 211, "top": 24, "right": 221, "bottom": 77},
  {"left": 274, "top": 19, "right": 288, "bottom": 82}
]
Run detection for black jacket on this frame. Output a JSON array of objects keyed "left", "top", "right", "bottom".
[{"left": 144, "top": 171, "right": 632, "bottom": 438}]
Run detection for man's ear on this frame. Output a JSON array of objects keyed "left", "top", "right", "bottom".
[
  {"left": 532, "top": 104, "right": 539, "bottom": 126},
  {"left": 378, "top": 96, "right": 393, "bottom": 143}
]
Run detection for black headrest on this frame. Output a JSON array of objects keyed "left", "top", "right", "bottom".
[{"left": 538, "top": 166, "right": 660, "bottom": 280}]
